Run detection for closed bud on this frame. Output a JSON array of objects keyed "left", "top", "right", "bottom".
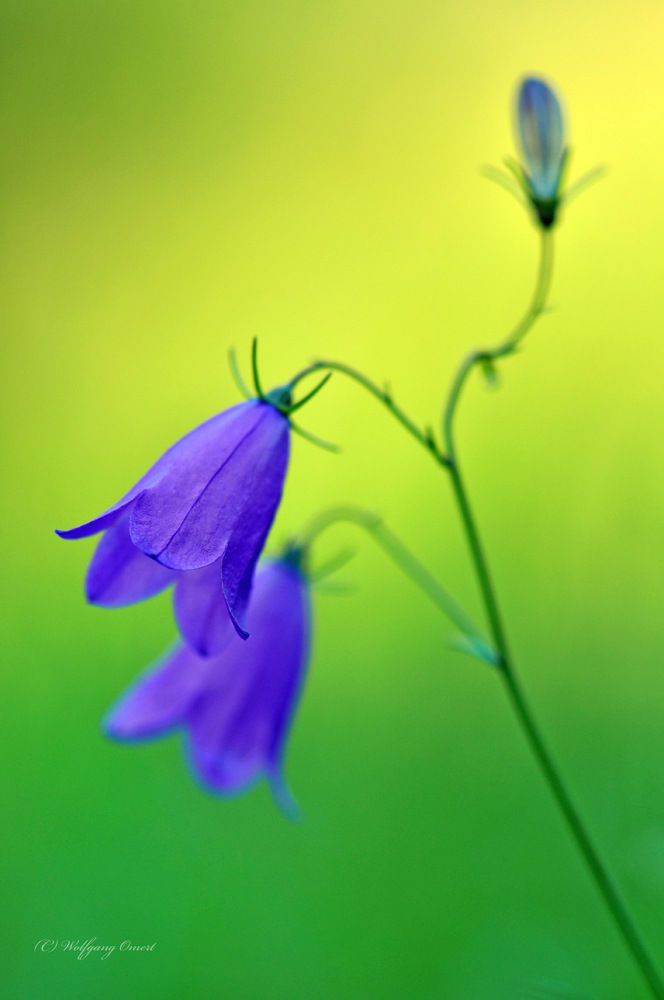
[{"left": 516, "top": 76, "right": 566, "bottom": 227}]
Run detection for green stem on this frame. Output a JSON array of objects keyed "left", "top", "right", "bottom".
[
  {"left": 288, "top": 361, "right": 450, "bottom": 467},
  {"left": 443, "top": 227, "right": 553, "bottom": 459},
  {"left": 447, "top": 464, "right": 510, "bottom": 662},
  {"left": 299, "top": 505, "right": 486, "bottom": 642}
]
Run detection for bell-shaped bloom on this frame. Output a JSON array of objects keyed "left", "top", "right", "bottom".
[
  {"left": 84, "top": 508, "right": 179, "bottom": 607},
  {"left": 85, "top": 511, "right": 243, "bottom": 656},
  {"left": 516, "top": 76, "right": 565, "bottom": 203},
  {"left": 57, "top": 399, "right": 290, "bottom": 639},
  {"left": 104, "top": 556, "right": 311, "bottom": 811}
]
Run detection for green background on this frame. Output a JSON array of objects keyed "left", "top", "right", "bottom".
[{"left": 3, "top": 0, "right": 664, "bottom": 996}]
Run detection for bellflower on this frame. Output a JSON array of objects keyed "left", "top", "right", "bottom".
[
  {"left": 85, "top": 511, "right": 239, "bottom": 656},
  {"left": 104, "top": 554, "right": 311, "bottom": 811},
  {"left": 57, "top": 398, "right": 290, "bottom": 640},
  {"left": 516, "top": 76, "right": 566, "bottom": 226}
]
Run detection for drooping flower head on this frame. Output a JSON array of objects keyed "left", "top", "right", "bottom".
[
  {"left": 58, "top": 398, "right": 290, "bottom": 643},
  {"left": 515, "top": 76, "right": 567, "bottom": 227},
  {"left": 104, "top": 551, "right": 312, "bottom": 813},
  {"left": 84, "top": 508, "right": 251, "bottom": 657}
]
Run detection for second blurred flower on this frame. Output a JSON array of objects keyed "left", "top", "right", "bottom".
[{"left": 104, "top": 550, "right": 312, "bottom": 814}]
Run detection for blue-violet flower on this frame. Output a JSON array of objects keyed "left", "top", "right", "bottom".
[
  {"left": 104, "top": 554, "right": 311, "bottom": 811},
  {"left": 57, "top": 399, "right": 290, "bottom": 641}
]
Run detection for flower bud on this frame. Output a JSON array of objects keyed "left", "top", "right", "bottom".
[{"left": 516, "top": 76, "right": 566, "bottom": 226}]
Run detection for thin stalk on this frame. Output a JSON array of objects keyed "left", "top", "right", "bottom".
[
  {"left": 288, "top": 230, "right": 551, "bottom": 469},
  {"left": 443, "top": 227, "right": 553, "bottom": 459},
  {"left": 288, "top": 361, "right": 450, "bottom": 467},
  {"left": 447, "top": 464, "right": 510, "bottom": 662}
]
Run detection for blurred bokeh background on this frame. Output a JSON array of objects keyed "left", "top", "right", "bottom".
[{"left": 3, "top": 0, "right": 664, "bottom": 996}]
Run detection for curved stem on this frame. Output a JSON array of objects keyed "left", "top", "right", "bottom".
[
  {"left": 298, "top": 506, "right": 486, "bottom": 642},
  {"left": 288, "top": 232, "right": 552, "bottom": 470},
  {"left": 288, "top": 361, "right": 450, "bottom": 468},
  {"left": 443, "top": 228, "right": 553, "bottom": 459}
]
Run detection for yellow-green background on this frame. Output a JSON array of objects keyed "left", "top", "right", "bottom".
[{"left": 3, "top": 0, "right": 664, "bottom": 996}]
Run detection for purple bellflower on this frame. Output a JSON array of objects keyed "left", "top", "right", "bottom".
[
  {"left": 104, "top": 553, "right": 311, "bottom": 812},
  {"left": 57, "top": 398, "right": 290, "bottom": 643},
  {"left": 85, "top": 510, "right": 239, "bottom": 656},
  {"left": 516, "top": 76, "right": 566, "bottom": 227}
]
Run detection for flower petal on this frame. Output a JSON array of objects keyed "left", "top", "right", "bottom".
[
  {"left": 56, "top": 505, "right": 132, "bottom": 541},
  {"left": 185, "top": 561, "right": 310, "bottom": 797},
  {"left": 57, "top": 399, "right": 260, "bottom": 541},
  {"left": 103, "top": 558, "right": 311, "bottom": 806},
  {"left": 132, "top": 403, "right": 290, "bottom": 571},
  {"left": 173, "top": 559, "right": 245, "bottom": 656},
  {"left": 104, "top": 643, "right": 213, "bottom": 740},
  {"left": 517, "top": 76, "right": 564, "bottom": 200},
  {"left": 85, "top": 511, "right": 177, "bottom": 607}
]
